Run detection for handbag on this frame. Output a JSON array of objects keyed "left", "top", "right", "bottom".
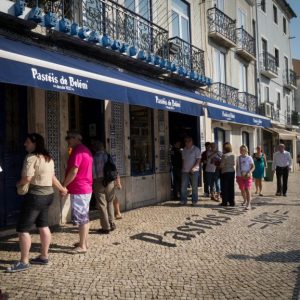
[{"left": 17, "top": 183, "right": 30, "bottom": 195}]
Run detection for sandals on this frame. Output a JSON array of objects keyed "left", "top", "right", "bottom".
[
  {"left": 71, "top": 247, "right": 87, "bottom": 254},
  {"left": 6, "top": 262, "right": 31, "bottom": 273},
  {"left": 73, "top": 242, "right": 89, "bottom": 249}
]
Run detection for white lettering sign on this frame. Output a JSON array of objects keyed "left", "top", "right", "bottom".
[
  {"left": 155, "top": 96, "right": 181, "bottom": 110},
  {"left": 31, "top": 68, "right": 89, "bottom": 90}
]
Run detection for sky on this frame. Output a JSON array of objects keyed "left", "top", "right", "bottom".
[{"left": 289, "top": 0, "right": 300, "bottom": 60}]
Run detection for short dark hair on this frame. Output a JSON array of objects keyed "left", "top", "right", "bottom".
[
  {"left": 205, "top": 142, "right": 211, "bottom": 147},
  {"left": 223, "top": 142, "right": 232, "bottom": 153}
]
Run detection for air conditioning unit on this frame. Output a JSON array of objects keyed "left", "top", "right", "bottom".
[{"left": 264, "top": 102, "right": 272, "bottom": 118}]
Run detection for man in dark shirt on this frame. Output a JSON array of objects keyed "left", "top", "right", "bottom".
[
  {"left": 201, "top": 142, "right": 211, "bottom": 197},
  {"left": 170, "top": 140, "right": 182, "bottom": 200}
]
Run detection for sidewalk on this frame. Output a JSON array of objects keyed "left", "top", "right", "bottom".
[{"left": 0, "top": 171, "right": 300, "bottom": 300}]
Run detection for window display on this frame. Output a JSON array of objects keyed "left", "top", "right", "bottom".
[{"left": 130, "top": 106, "right": 153, "bottom": 175}]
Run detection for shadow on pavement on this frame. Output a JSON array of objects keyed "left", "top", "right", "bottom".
[
  {"left": 227, "top": 250, "right": 300, "bottom": 263},
  {"left": 228, "top": 250, "right": 300, "bottom": 300}
]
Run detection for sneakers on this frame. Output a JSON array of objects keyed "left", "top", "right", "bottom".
[
  {"left": 7, "top": 262, "right": 31, "bottom": 273},
  {"left": 30, "top": 256, "right": 49, "bottom": 265}
]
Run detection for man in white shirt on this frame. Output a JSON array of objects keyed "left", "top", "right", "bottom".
[
  {"left": 180, "top": 136, "right": 201, "bottom": 205},
  {"left": 272, "top": 144, "right": 292, "bottom": 196}
]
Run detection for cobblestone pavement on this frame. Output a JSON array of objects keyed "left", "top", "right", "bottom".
[{"left": 1, "top": 171, "right": 300, "bottom": 300}]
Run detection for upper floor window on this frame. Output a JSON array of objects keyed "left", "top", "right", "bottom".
[
  {"left": 263, "top": 85, "right": 269, "bottom": 102},
  {"left": 124, "top": 0, "right": 151, "bottom": 20},
  {"left": 214, "top": 49, "right": 226, "bottom": 83},
  {"left": 261, "top": 0, "right": 266, "bottom": 13},
  {"left": 239, "top": 63, "right": 247, "bottom": 92},
  {"left": 283, "top": 17, "right": 287, "bottom": 34},
  {"left": 274, "top": 48, "right": 279, "bottom": 67},
  {"left": 237, "top": 8, "right": 246, "bottom": 28},
  {"left": 215, "top": 0, "right": 224, "bottom": 11},
  {"left": 277, "top": 92, "right": 281, "bottom": 109},
  {"left": 171, "top": 0, "right": 190, "bottom": 42},
  {"left": 273, "top": 5, "right": 278, "bottom": 24}
]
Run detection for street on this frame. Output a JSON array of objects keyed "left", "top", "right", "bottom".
[{"left": 1, "top": 171, "right": 300, "bottom": 300}]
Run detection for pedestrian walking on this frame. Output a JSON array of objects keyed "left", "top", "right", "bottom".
[
  {"left": 272, "top": 143, "right": 292, "bottom": 196},
  {"left": 63, "top": 131, "right": 93, "bottom": 253},
  {"left": 219, "top": 142, "right": 235, "bottom": 206},
  {"left": 201, "top": 142, "right": 211, "bottom": 197},
  {"left": 236, "top": 145, "right": 255, "bottom": 210},
  {"left": 92, "top": 141, "right": 117, "bottom": 234},
  {"left": 7, "top": 133, "right": 67, "bottom": 272},
  {"left": 170, "top": 140, "right": 182, "bottom": 200},
  {"left": 180, "top": 136, "right": 201, "bottom": 205},
  {"left": 252, "top": 146, "right": 267, "bottom": 196}
]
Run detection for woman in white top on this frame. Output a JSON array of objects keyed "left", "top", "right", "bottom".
[
  {"left": 7, "top": 133, "right": 67, "bottom": 273},
  {"left": 236, "top": 145, "right": 255, "bottom": 210}
]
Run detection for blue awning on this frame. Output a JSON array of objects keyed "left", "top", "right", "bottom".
[
  {"left": 0, "top": 35, "right": 271, "bottom": 127},
  {"left": 0, "top": 35, "right": 203, "bottom": 117},
  {"left": 206, "top": 102, "right": 271, "bottom": 128}
]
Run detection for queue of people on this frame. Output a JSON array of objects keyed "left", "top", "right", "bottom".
[
  {"left": 7, "top": 131, "right": 122, "bottom": 273},
  {"left": 7, "top": 131, "right": 293, "bottom": 273}
]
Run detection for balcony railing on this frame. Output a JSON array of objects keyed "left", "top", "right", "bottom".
[
  {"left": 237, "top": 92, "right": 257, "bottom": 113},
  {"left": 260, "top": 52, "right": 278, "bottom": 78},
  {"left": 236, "top": 27, "right": 255, "bottom": 60},
  {"left": 292, "top": 111, "right": 300, "bottom": 126},
  {"left": 15, "top": 0, "right": 169, "bottom": 58},
  {"left": 271, "top": 107, "right": 280, "bottom": 122},
  {"left": 283, "top": 69, "right": 297, "bottom": 89},
  {"left": 168, "top": 36, "right": 205, "bottom": 76},
  {"left": 286, "top": 112, "right": 292, "bottom": 125},
  {"left": 210, "top": 83, "right": 239, "bottom": 107},
  {"left": 207, "top": 6, "right": 236, "bottom": 47}
]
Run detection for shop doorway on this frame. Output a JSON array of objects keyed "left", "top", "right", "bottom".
[
  {"left": 68, "top": 95, "right": 105, "bottom": 148},
  {"left": 0, "top": 83, "right": 28, "bottom": 228},
  {"left": 68, "top": 96, "right": 105, "bottom": 209},
  {"left": 169, "top": 112, "right": 200, "bottom": 148}
]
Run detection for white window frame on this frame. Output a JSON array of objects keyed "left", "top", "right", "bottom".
[
  {"left": 214, "top": 49, "right": 226, "bottom": 84},
  {"left": 171, "top": 0, "right": 190, "bottom": 42},
  {"left": 237, "top": 7, "right": 247, "bottom": 29}
]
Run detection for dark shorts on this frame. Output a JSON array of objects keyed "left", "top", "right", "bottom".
[{"left": 17, "top": 193, "right": 54, "bottom": 232}]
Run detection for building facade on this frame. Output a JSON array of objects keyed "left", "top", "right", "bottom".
[
  {"left": 256, "top": 0, "right": 299, "bottom": 163},
  {"left": 0, "top": 0, "right": 293, "bottom": 229}
]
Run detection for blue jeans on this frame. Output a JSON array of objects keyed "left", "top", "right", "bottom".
[
  {"left": 206, "top": 171, "right": 221, "bottom": 194},
  {"left": 181, "top": 171, "right": 199, "bottom": 203}
]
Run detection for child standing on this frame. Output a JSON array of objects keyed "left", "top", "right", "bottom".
[{"left": 236, "top": 145, "right": 255, "bottom": 210}]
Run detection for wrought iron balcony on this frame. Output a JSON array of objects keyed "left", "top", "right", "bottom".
[
  {"left": 207, "top": 6, "right": 236, "bottom": 48},
  {"left": 235, "top": 27, "right": 256, "bottom": 61},
  {"left": 237, "top": 92, "right": 257, "bottom": 113},
  {"left": 283, "top": 69, "right": 297, "bottom": 90},
  {"left": 292, "top": 111, "right": 300, "bottom": 126},
  {"left": 271, "top": 107, "right": 280, "bottom": 122},
  {"left": 286, "top": 112, "right": 292, "bottom": 125},
  {"left": 210, "top": 82, "right": 239, "bottom": 107},
  {"left": 168, "top": 36, "right": 205, "bottom": 76},
  {"left": 260, "top": 52, "right": 278, "bottom": 79}
]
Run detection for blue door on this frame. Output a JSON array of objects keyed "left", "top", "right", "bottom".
[{"left": 0, "top": 83, "right": 28, "bottom": 228}]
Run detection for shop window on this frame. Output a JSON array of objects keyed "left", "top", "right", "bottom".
[
  {"left": 130, "top": 106, "right": 154, "bottom": 175},
  {"left": 214, "top": 127, "right": 225, "bottom": 151}
]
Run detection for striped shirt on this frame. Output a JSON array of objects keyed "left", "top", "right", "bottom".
[{"left": 272, "top": 151, "right": 292, "bottom": 171}]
